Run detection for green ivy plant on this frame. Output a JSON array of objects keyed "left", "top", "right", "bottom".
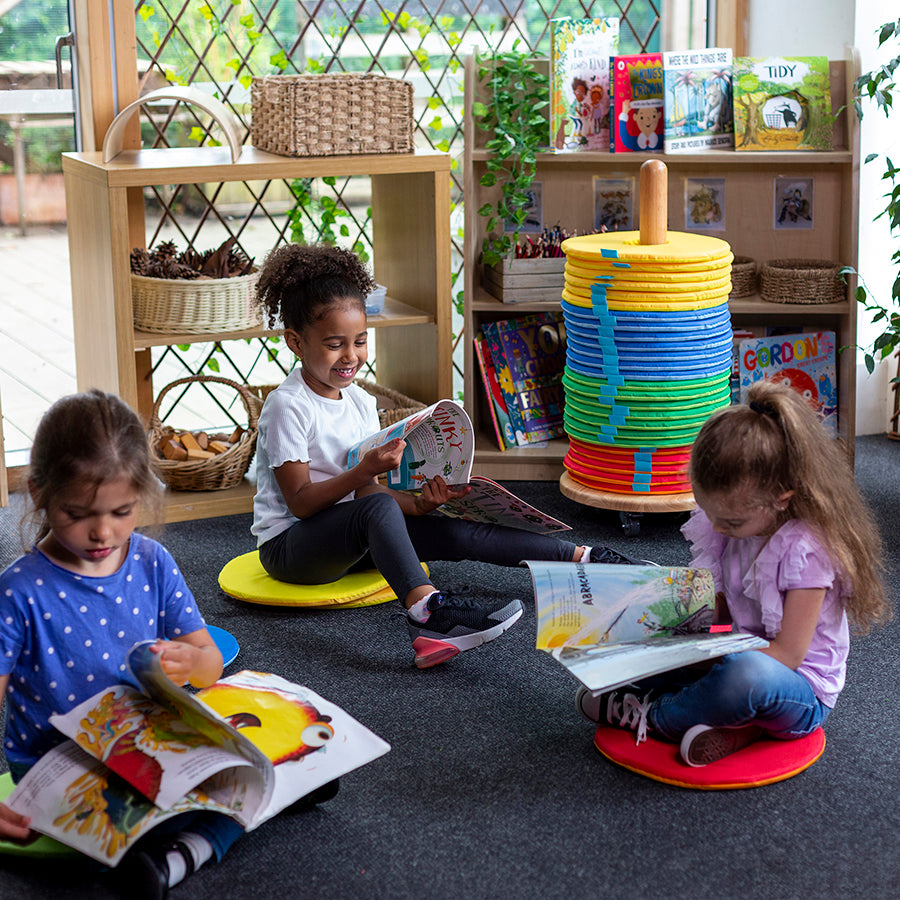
[
  {"left": 472, "top": 45, "right": 549, "bottom": 267},
  {"left": 842, "top": 18, "right": 900, "bottom": 374}
]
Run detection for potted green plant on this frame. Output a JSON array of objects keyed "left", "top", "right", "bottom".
[{"left": 843, "top": 18, "right": 900, "bottom": 375}]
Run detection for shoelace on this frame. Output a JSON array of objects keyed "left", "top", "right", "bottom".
[
  {"left": 606, "top": 692, "right": 653, "bottom": 745},
  {"left": 430, "top": 590, "right": 479, "bottom": 610}
]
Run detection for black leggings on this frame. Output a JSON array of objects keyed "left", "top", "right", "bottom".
[{"left": 259, "top": 492, "right": 577, "bottom": 601}]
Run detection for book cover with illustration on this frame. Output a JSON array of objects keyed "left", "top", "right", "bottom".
[
  {"left": 527, "top": 562, "right": 768, "bottom": 693},
  {"left": 663, "top": 48, "right": 734, "bottom": 152},
  {"left": 736, "top": 330, "right": 837, "bottom": 436},
  {"left": 492, "top": 312, "right": 567, "bottom": 443},
  {"left": 4, "top": 643, "right": 390, "bottom": 865},
  {"left": 609, "top": 52, "right": 665, "bottom": 153},
  {"left": 550, "top": 16, "right": 620, "bottom": 151},
  {"left": 732, "top": 56, "right": 833, "bottom": 151},
  {"left": 483, "top": 321, "right": 530, "bottom": 446},
  {"left": 474, "top": 331, "right": 514, "bottom": 451}
]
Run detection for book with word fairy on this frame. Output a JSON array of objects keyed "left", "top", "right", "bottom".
[
  {"left": 3, "top": 642, "right": 390, "bottom": 865},
  {"left": 346, "top": 400, "right": 570, "bottom": 534},
  {"left": 732, "top": 56, "right": 833, "bottom": 151},
  {"left": 662, "top": 47, "right": 734, "bottom": 152},
  {"left": 491, "top": 312, "right": 567, "bottom": 444},
  {"left": 550, "top": 16, "right": 620, "bottom": 151},
  {"left": 609, "top": 52, "right": 665, "bottom": 153},
  {"left": 526, "top": 562, "right": 768, "bottom": 693},
  {"left": 736, "top": 330, "right": 837, "bottom": 437}
]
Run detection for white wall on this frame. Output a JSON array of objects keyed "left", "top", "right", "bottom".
[{"left": 743, "top": 0, "right": 897, "bottom": 434}]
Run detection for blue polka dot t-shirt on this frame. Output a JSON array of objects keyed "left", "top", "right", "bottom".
[{"left": 0, "top": 533, "right": 207, "bottom": 770}]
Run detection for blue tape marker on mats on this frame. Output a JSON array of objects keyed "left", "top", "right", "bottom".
[
  {"left": 601, "top": 248, "right": 619, "bottom": 258},
  {"left": 631, "top": 482, "right": 651, "bottom": 492}
]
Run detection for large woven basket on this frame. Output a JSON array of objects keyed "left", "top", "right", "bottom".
[
  {"left": 250, "top": 379, "right": 425, "bottom": 428},
  {"left": 251, "top": 74, "right": 414, "bottom": 157},
  {"left": 132, "top": 270, "right": 261, "bottom": 335},
  {"left": 729, "top": 256, "right": 758, "bottom": 298},
  {"left": 759, "top": 258, "right": 845, "bottom": 305},
  {"left": 149, "top": 375, "right": 262, "bottom": 491}
]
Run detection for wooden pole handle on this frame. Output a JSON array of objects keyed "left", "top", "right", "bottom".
[{"left": 639, "top": 159, "right": 668, "bottom": 245}]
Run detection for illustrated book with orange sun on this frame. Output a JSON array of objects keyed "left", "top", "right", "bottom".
[
  {"left": 526, "top": 563, "right": 768, "bottom": 694},
  {"left": 346, "top": 399, "right": 571, "bottom": 535},
  {"left": 3, "top": 642, "right": 390, "bottom": 865}
]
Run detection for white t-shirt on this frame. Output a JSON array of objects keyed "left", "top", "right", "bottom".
[{"left": 251, "top": 370, "right": 380, "bottom": 546}]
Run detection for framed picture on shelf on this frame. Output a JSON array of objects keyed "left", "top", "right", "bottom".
[
  {"left": 592, "top": 176, "right": 634, "bottom": 231},
  {"left": 684, "top": 177, "right": 725, "bottom": 231},
  {"left": 773, "top": 175, "right": 814, "bottom": 229},
  {"left": 504, "top": 181, "right": 543, "bottom": 233}
]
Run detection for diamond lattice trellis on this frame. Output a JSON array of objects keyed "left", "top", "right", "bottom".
[{"left": 132, "top": 0, "right": 660, "bottom": 405}]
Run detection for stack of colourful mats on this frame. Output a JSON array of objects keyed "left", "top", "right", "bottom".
[{"left": 559, "top": 231, "right": 733, "bottom": 495}]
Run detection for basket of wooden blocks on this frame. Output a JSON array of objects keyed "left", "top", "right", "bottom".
[{"left": 148, "top": 375, "right": 262, "bottom": 491}]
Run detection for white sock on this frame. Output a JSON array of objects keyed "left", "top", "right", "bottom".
[
  {"left": 166, "top": 832, "right": 214, "bottom": 886},
  {"left": 407, "top": 592, "right": 438, "bottom": 622},
  {"left": 579, "top": 546, "right": 591, "bottom": 563}
]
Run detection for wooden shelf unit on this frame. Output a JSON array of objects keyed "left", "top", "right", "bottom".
[
  {"left": 462, "top": 54, "right": 859, "bottom": 480},
  {"left": 62, "top": 146, "right": 452, "bottom": 522}
]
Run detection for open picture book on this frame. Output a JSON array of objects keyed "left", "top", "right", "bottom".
[
  {"left": 346, "top": 399, "right": 571, "bottom": 534},
  {"left": 3, "top": 642, "right": 390, "bottom": 865},
  {"left": 526, "top": 562, "right": 768, "bottom": 693}
]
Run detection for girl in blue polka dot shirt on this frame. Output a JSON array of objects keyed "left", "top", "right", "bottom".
[{"left": 0, "top": 390, "right": 240, "bottom": 896}]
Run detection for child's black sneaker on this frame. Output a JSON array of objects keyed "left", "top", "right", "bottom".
[
  {"left": 679, "top": 723, "right": 764, "bottom": 766},
  {"left": 588, "top": 546, "right": 643, "bottom": 565},
  {"left": 575, "top": 684, "right": 653, "bottom": 744},
  {"left": 407, "top": 591, "right": 523, "bottom": 668}
]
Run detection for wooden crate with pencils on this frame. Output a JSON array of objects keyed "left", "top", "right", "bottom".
[{"left": 482, "top": 257, "right": 567, "bottom": 304}]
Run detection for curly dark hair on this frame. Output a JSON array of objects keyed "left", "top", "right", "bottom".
[{"left": 255, "top": 243, "right": 375, "bottom": 332}]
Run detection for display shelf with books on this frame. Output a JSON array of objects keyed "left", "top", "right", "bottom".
[{"left": 463, "top": 52, "right": 859, "bottom": 479}]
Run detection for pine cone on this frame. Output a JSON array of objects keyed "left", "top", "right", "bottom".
[{"left": 130, "top": 248, "right": 152, "bottom": 275}]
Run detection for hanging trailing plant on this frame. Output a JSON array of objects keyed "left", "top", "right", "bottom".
[{"left": 472, "top": 45, "right": 550, "bottom": 267}]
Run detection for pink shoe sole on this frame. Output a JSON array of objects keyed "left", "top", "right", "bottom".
[{"left": 412, "top": 636, "right": 461, "bottom": 668}]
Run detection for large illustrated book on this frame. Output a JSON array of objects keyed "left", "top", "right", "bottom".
[
  {"left": 346, "top": 400, "right": 570, "bottom": 534},
  {"left": 662, "top": 48, "right": 734, "bottom": 152},
  {"left": 3, "top": 643, "right": 391, "bottom": 865},
  {"left": 736, "top": 330, "right": 838, "bottom": 436},
  {"left": 609, "top": 52, "right": 665, "bottom": 153},
  {"left": 492, "top": 312, "right": 567, "bottom": 443},
  {"left": 550, "top": 17, "right": 620, "bottom": 151},
  {"left": 474, "top": 330, "right": 514, "bottom": 451},
  {"left": 732, "top": 56, "right": 833, "bottom": 151},
  {"left": 482, "top": 321, "right": 530, "bottom": 446},
  {"left": 527, "top": 562, "right": 768, "bottom": 693}
]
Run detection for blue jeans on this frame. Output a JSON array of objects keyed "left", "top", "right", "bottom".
[{"left": 641, "top": 651, "right": 831, "bottom": 742}]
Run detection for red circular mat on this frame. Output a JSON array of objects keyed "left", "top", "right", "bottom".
[{"left": 593, "top": 725, "right": 825, "bottom": 790}]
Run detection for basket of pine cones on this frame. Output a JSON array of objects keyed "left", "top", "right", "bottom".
[{"left": 130, "top": 237, "right": 260, "bottom": 335}]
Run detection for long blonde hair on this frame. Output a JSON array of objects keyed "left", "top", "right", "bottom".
[{"left": 690, "top": 379, "right": 890, "bottom": 632}]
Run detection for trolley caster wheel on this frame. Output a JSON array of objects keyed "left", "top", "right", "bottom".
[{"left": 619, "top": 511, "right": 641, "bottom": 537}]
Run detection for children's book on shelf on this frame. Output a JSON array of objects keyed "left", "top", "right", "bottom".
[
  {"left": 662, "top": 48, "right": 734, "bottom": 152},
  {"left": 474, "top": 330, "right": 514, "bottom": 451},
  {"left": 491, "top": 312, "right": 567, "bottom": 444},
  {"left": 736, "top": 330, "right": 837, "bottom": 436},
  {"left": 482, "top": 321, "right": 530, "bottom": 447},
  {"left": 732, "top": 56, "right": 833, "bottom": 151},
  {"left": 609, "top": 52, "right": 665, "bottom": 153},
  {"left": 550, "top": 16, "right": 620, "bottom": 151},
  {"left": 346, "top": 400, "right": 571, "bottom": 534},
  {"left": 527, "top": 562, "right": 768, "bottom": 694},
  {"left": 3, "top": 642, "right": 390, "bottom": 865}
]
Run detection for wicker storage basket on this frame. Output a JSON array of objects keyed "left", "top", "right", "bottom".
[
  {"left": 250, "top": 379, "right": 425, "bottom": 428},
  {"left": 251, "top": 74, "right": 414, "bottom": 157},
  {"left": 132, "top": 271, "right": 261, "bottom": 335},
  {"left": 759, "top": 258, "right": 845, "bottom": 305},
  {"left": 729, "top": 256, "right": 758, "bottom": 298},
  {"left": 149, "top": 375, "right": 262, "bottom": 491}
]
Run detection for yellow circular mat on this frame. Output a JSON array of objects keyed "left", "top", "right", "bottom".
[{"left": 562, "top": 230, "right": 732, "bottom": 266}]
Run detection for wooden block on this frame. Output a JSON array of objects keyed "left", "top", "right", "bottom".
[
  {"left": 186, "top": 448, "right": 215, "bottom": 460},
  {"left": 208, "top": 440, "right": 230, "bottom": 454},
  {"left": 195, "top": 431, "right": 209, "bottom": 450},
  {"left": 162, "top": 439, "right": 188, "bottom": 461},
  {"left": 229, "top": 426, "right": 245, "bottom": 443},
  {"left": 180, "top": 431, "right": 202, "bottom": 452}
]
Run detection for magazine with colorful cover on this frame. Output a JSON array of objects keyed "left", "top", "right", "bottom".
[
  {"left": 474, "top": 331, "right": 514, "bottom": 451},
  {"left": 662, "top": 48, "right": 734, "bottom": 152},
  {"left": 732, "top": 56, "right": 833, "bottom": 151},
  {"left": 346, "top": 400, "right": 571, "bottom": 533},
  {"left": 527, "top": 562, "right": 768, "bottom": 693},
  {"left": 550, "top": 16, "right": 620, "bottom": 151},
  {"left": 736, "top": 330, "right": 838, "bottom": 436},
  {"left": 3, "top": 643, "right": 391, "bottom": 865},
  {"left": 493, "top": 312, "right": 567, "bottom": 443},
  {"left": 609, "top": 52, "right": 665, "bottom": 153}
]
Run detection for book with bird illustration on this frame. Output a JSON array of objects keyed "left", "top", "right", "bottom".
[
  {"left": 527, "top": 562, "right": 768, "bottom": 693},
  {"left": 2, "top": 642, "right": 391, "bottom": 865}
]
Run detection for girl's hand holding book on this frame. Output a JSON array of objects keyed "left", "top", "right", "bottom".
[
  {"left": 361, "top": 438, "right": 407, "bottom": 478},
  {"left": 0, "top": 802, "right": 36, "bottom": 845},
  {"left": 414, "top": 476, "right": 472, "bottom": 516}
]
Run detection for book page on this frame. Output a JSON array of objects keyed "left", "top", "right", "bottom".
[
  {"left": 345, "top": 400, "right": 474, "bottom": 489},
  {"left": 438, "top": 475, "right": 571, "bottom": 534}
]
